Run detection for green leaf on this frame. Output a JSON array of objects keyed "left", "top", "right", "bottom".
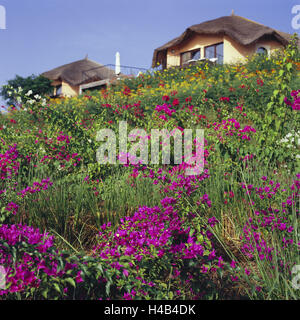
[
  {"left": 160, "top": 283, "right": 167, "bottom": 289},
  {"left": 105, "top": 282, "right": 111, "bottom": 296},
  {"left": 287, "top": 63, "right": 293, "bottom": 71},
  {"left": 279, "top": 95, "right": 285, "bottom": 105},
  {"left": 275, "top": 119, "right": 281, "bottom": 131},
  {"left": 53, "top": 283, "right": 62, "bottom": 294},
  {"left": 42, "top": 289, "right": 48, "bottom": 299},
  {"left": 65, "top": 277, "right": 76, "bottom": 288},
  {"left": 189, "top": 228, "right": 195, "bottom": 237}
]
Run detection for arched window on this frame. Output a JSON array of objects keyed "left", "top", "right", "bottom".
[{"left": 256, "top": 46, "right": 268, "bottom": 55}]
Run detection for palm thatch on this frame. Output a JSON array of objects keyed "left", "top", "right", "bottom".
[{"left": 42, "top": 58, "right": 116, "bottom": 86}]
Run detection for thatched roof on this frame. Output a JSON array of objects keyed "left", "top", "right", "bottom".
[
  {"left": 42, "top": 58, "right": 116, "bottom": 86},
  {"left": 152, "top": 15, "right": 297, "bottom": 67}
]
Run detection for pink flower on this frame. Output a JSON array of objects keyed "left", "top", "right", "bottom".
[
  {"left": 230, "top": 260, "right": 237, "bottom": 269},
  {"left": 123, "top": 269, "right": 129, "bottom": 277},
  {"left": 159, "top": 114, "right": 167, "bottom": 121},
  {"left": 75, "top": 271, "right": 83, "bottom": 283},
  {"left": 123, "top": 292, "right": 132, "bottom": 300}
]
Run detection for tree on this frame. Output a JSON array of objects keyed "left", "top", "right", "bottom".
[{"left": 0, "top": 74, "right": 53, "bottom": 106}]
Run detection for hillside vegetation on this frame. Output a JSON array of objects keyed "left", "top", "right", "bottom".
[{"left": 0, "top": 38, "right": 299, "bottom": 300}]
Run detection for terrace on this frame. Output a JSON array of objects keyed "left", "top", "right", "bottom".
[{"left": 80, "top": 64, "right": 149, "bottom": 93}]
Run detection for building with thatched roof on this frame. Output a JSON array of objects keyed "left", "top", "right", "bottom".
[
  {"left": 42, "top": 57, "right": 117, "bottom": 97},
  {"left": 152, "top": 14, "right": 297, "bottom": 69}
]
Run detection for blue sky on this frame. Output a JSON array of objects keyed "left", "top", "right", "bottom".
[{"left": 0, "top": 0, "right": 299, "bottom": 106}]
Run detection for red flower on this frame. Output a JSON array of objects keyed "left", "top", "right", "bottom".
[
  {"left": 256, "top": 78, "right": 264, "bottom": 86},
  {"left": 219, "top": 97, "right": 230, "bottom": 102},
  {"left": 162, "top": 95, "right": 170, "bottom": 102},
  {"left": 123, "top": 86, "right": 131, "bottom": 96},
  {"left": 172, "top": 98, "right": 179, "bottom": 106}
]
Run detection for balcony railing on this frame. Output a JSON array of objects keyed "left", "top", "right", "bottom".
[
  {"left": 79, "top": 64, "right": 150, "bottom": 93},
  {"left": 182, "top": 54, "right": 224, "bottom": 67},
  {"left": 82, "top": 64, "right": 149, "bottom": 84}
]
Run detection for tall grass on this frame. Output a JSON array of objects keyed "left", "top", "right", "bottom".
[
  {"left": 14, "top": 166, "right": 162, "bottom": 251},
  {"left": 186, "top": 159, "right": 299, "bottom": 300}
]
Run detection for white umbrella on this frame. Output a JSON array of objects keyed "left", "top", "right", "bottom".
[{"left": 115, "top": 52, "right": 121, "bottom": 75}]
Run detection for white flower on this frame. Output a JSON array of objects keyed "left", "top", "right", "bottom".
[
  {"left": 34, "top": 94, "right": 41, "bottom": 100},
  {"left": 25, "top": 90, "right": 33, "bottom": 96},
  {"left": 280, "top": 130, "right": 300, "bottom": 146}
]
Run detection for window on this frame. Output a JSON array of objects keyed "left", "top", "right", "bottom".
[
  {"left": 191, "top": 50, "right": 200, "bottom": 60},
  {"left": 256, "top": 46, "right": 268, "bottom": 55},
  {"left": 56, "top": 85, "right": 62, "bottom": 96},
  {"left": 204, "top": 42, "right": 224, "bottom": 64},
  {"left": 180, "top": 49, "right": 201, "bottom": 65},
  {"left": 181, "top": 51, "right": 191, "bottom": 65}
]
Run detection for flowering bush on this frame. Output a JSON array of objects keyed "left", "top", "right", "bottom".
[
  {"left": 93, "top": 201, "right": 222, "bottom": 299},
  {"left": 0, "top": 144, "right": 53, "bottom": 223},
  {"left": 284, "top": 89, "right": 300, "bottom": 111},
  {"left": 0, "top": 223, "right": 160, "bottom": 300},
  {"left": 0, "top": 38, "right": 299, "bottom": 300}
]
